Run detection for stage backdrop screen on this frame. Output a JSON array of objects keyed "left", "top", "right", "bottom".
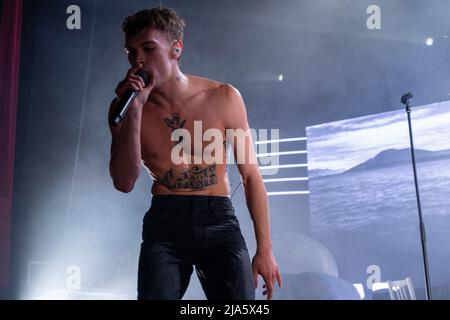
[{"left": 307, "top": 100, "right": 450, "bottom": 298}]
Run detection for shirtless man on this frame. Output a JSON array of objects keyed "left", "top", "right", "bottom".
[{"left": 108, "top": 7, "right": 281, "bottom": 300}]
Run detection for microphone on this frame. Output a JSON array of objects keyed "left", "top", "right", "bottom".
[
  {"left": 401, "top": 92, "right": 413, "bottom": 105},
  {"left": 110, "top": 69, "right": 150, "bottom": 127}
]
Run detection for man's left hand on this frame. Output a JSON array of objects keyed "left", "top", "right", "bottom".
[{"left": 252, "top": 251, "right": 282, "bottom": 299}]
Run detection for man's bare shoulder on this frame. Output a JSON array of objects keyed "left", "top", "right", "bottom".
[
  {"left": 186, "top": 76, "right": 246, "bottom": 130},
  {"left": 187, "top": 75, "right": 240, "bottom": 102}
]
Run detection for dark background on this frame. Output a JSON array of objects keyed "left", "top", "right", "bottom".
[{"left": 7, "top": 0, "right": 450, "bottom": 299}]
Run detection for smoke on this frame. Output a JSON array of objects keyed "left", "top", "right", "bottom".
[{"left": 12, "top": 0, "right": 450, "bottom": 299}]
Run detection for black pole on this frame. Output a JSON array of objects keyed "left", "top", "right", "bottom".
[{"left": 401, "top": 92, "right": 431, "bottom": 300}]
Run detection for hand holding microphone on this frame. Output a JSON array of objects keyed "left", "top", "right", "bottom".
[{"left": 110, "top": 65, "right": 153, "bottom": 127}]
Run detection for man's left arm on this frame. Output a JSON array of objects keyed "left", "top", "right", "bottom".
[{"left": 220, "top": 84, "right": 282, "bottom": 299}]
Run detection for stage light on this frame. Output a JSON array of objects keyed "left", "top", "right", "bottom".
[
  {"left": 425, "top": 37, "right": 434, "bottom": 46},
  {"left": 257, "top": 150, "right": 307, "bottom": 157},
  {"left": 353, "top": 284, "right": 365, "bottom": 299},
  {"left": 263, "top": 177, "right": 309, "bottom": 183},
  {"left": 259, "top": 163, "right": 308, "bottom": 170},
  {"left": 278, "top": 74, "right": 284, "bottom": 82},
  {"left": 256, "top": 136, "right": 306, "bottom": 145},
  {"left": 372, "top": 282, "right": 389, "bottom": 291},
  {"left": 267, "top": 191, "right": 309, "bottom": 196}
]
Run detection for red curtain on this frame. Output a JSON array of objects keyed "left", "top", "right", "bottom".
[{"left": 0, "top": 0, "right": 22, "bottom": 290}]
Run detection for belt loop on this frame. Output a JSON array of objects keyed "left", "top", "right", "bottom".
[
  {"left": 208, "top": 196, "right": 214, "bottom": 210},
  {"left": 190, "top": 196, "right": 194, "bottom": 211}
]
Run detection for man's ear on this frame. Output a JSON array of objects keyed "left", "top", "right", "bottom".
[{"left": 172, "top": 39, "right": 184, "bottom": 59}]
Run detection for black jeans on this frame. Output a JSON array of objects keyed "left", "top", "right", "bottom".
[{"left": 137, "top": 195, "right": 255, "bottom": 300}]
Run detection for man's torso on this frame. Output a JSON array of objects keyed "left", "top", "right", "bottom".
[{"left": 140, "top": 75, "right": 231, "bottom": 196}]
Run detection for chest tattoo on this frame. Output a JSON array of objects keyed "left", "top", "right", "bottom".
[{"left": 163, "top": 113, "right": 186, "bottom": 145}]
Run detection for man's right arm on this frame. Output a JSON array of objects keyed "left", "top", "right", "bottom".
[{"left": 108, "top": 98, "right": 143, "bottom": 193}]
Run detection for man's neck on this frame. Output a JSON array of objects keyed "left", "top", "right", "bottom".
[{"left": 149, "top": 69, "right": 190, "bottom": 109}]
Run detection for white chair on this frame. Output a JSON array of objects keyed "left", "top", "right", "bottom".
[{"left": 387, "top": 277, "right": 416, "bottom": 300}]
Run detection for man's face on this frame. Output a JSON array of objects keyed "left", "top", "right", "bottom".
[{"left": 124, "top": 28, "right": 175, "bottom": 84}]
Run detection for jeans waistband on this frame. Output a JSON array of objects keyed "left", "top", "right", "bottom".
[{"left": 151, "top": 194, "right": 231, "bottom": 207}]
